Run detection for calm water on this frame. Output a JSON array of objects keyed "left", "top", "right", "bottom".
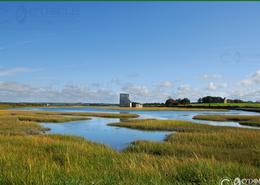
[{"left": 18, "top": 107, "right": 259, "bottom": 150}]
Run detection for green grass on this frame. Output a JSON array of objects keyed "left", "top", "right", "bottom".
[
  {"left": 0, "top": 116, "right": 49, "bottom": 135},
  {"left": 36, "top": 111, "right": 139, "bottom": 119},
  {"left": 0, "top": 110, "right": 139, "bottom": 119},
  {"left": 2, "top": 134, "right": 259, "bottom": 185},
  {"left": 0, "top": 111, "right": 259, "bottom": 184},
  {"left": 193, "top": 114, "right": 260, "bottom": 127},
  {"left": 0, "top": 109, "right": 138, "bottom": 135},
  {"left": 111, "top": 119, "right": 260, "bottom": 169},
  {"left": 189, "top": 102, "right": 260, "bottom": 108},
  {"left": 0, "top": 104, "right": 13, "bottom": 109},
  {"left": 0, "top": 110, "right": 91, "bottom": 135},
  {"left": 109, "top": 119, "right": 219, "bottom": 132},
  {"left": 0, "top": 103, "right": 49, "bottom": 109},
  {"left": 91, "top": 106, "right": 228, "bottom": 111}
]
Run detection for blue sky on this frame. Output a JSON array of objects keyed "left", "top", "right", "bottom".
[{"left": 0, "top": 2, "right": 260, "bottom": 103}]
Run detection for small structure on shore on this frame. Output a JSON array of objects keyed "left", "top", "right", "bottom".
[{"left": 132, "top": 102, "right": 143, "bottom": 108}]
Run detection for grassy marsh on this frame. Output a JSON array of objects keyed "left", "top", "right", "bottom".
[
  {"left": 111, "top": 119, "right": 260, "bottom": 170},
  {"left": 109, "top": 119, "right": 217, "bottom": 132},
  {"left": 0, "top": 109, "right": 138, "bottom": 135},
  {"left": 0, "top": 110, "right": 138, "bottom": 119},
  {"left": 189, "top": 102, "right": 260, "bottom": 108},
  {"left": 0, "top": 111, "right": 259, "bottom": 184},
  {"left": 36, "top": 111, "right": 139, "bottom": 119},
  {"left": 0, "top": 110, "right": 91, "bottom": 135},
  {"left": 2, "top": 134, "right": 259, "bottom": 185},
  {"left": 91, "top": 106, "right": 228, "bottom": 111},
  {"left": 193, "top": 114, "right": 260, "bottom": 127}
]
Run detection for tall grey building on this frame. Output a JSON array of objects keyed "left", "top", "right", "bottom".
[{"left": 119, "top": 93, "right": 132, "bottom": 107}]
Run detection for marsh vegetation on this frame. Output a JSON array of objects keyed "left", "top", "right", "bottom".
[
  {"left": 0, "top": 110, "right": 259, "bottom": 184},
  {"left": 193, "top": 114, "right": 260, "bottom": 127}
]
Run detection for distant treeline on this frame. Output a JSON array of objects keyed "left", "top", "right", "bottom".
[
  {"left": 197, "top": 96, "right": 246, "bottom": 104},
  {"left": 165, "top": 98, "right": 191, "bottom": 107},
  {"left": 143, "top": 103, "right": 165, "bottom": 107},
  {"left": 162, "top": 96, "right": 257, "bottom": 107},
  {"left": 1, "top": 96, "right": 259, "bottom": 109},
  {"left": 0, "top": 102, "right": 118, "bottom": 108},
  {"left": 143, "top": 98, "right": 191, "bottom": 107}
]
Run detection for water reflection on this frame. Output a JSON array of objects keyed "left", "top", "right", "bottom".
[{"left": 42, "top": 117, "right": 170, "bottom": 151}]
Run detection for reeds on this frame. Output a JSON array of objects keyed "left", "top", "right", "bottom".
[
  {"left": 0, "top": 111, "right": 259, "bottom": 184},
  {"left": 193, "top": 114, "right": 260, "bottom": 127}
]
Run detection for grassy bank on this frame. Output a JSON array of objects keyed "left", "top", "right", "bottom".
[
  {"left": 2, "top": 134, "right": 259, "bottom": 185},
  {"left": 0, "top": 111, "right": 259, "bottom": 184},
  {"left": 193, "top": 114, "right": 260, "bottom": 127},
  {"left": 110, "top": 119, "right": 260, "bottom": 172},
  {"left": 37, "top": 111, "right": 139, "bottom": 119},
  {"left": 90, "top": 106, "right": 228, "bottom": 111},
  {"left": 0, "top": 110, "right": 138, "bottom": 135},
  {"left": 0, "top": 110, "right": 139, "bottom": 119},
  {"left": 109, "top": 119, "right": 217, "bottom": 132},
  {"left": 0, "top": 103, "right": 51, "bottom": 109},
  {"left": 0, "top": 110, "right": 91, "bottom": 135},
  {"left": 189, "top": 102, "right": 260, "bottom": 108}
]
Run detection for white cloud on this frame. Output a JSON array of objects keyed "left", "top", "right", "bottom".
[
  {"left": 120, "top": 82, "right": 175, "bottom": 103},
  {"left": 0, "top": 81, "right": 228, "bottom": 103},
  {"left": 1, "top": 69, "right": 259, "bottom": 103},
  {"left": 0, "top": 82, "right": 117, "bottom": 103},
  {"left": 252, "top": 70, "right": 260, "bottom": 84},
  {"left": 0, "top": 80, "right": 171, "bottom": 103},
  {"left": 0, "top": 67, "right": 33, "bottom": 77},
  {"left": 111, "top": 78, "right": 122, "bottom": 86},
  {"left": 127, "top": 73, "right": 140, "bottom": 78},
  {"left": 240, "top": 79, "right": 252, "bottom": 86},
  {"left": 158, "top": 81, "right": 173, "bottom": 88},
  {"left": 121, "top": 83, "right": 149, "bottom": 97},
  {"left": 230, "top": 88, "right": 260, "bottom": 101},
  {"left": 207, "top": 82, "right": 217, "bottom": 90},
  {"left": 202, "top": 74, "right": 222, "bottom": 80},
  {"left": 207, "top": 82, "right": 227, "bottom": 91},
  {"left": 239, "top": 69, "right": 260, "bottom": 86},
  {"left": 173, "top": 85, "right": 203, "bottom": 100}
]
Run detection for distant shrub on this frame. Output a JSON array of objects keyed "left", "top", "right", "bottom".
[
  {"left": 165, "top": 98, "right": 190, "bottom": 106},
  {"left": 198, "top": 96, "right": 224, "bottom": 103}
]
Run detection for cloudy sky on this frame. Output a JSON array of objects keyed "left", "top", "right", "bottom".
[{"left": 0, "top": 2, "right": 260, "bottom": 103}]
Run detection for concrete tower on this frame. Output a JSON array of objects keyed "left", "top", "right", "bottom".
[{"left": 119, "top": 93, "right": 132, "bottom": 107}]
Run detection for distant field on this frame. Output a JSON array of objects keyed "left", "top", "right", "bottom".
[
  {"left": 187, "top": 102, "right": 260, "bottom": 108},
  {"left": 0, "top": 103, "right": 46, "bottom": 109},
  {"left": 0, "top": 110, "right": 138, "bottom": 119},
  {"left": 90, "top": 106, "right": 228, "bottom": 111},
  {"left": 2, "top": 102, "right": 260, "bottom": 112}
]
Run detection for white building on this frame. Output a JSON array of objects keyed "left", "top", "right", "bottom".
[{"left": 132, "top": 102, "right": 143, "bottom": 108}]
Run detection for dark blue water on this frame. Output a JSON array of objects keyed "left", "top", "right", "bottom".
[{"left": 17, "top": 107, "right": 259, "bottom": 150}]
